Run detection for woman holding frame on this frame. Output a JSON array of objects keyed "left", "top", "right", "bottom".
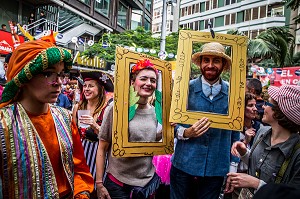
[{"left": 96, "top": 59, "right": 161, "bottom": 199}]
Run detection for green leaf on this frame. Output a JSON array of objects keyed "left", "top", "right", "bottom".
[
  {"left": 129, "top": 85, "right": 139, "bottom": 106},
  {"left": 154, "top": 90, "right": 162, "bottom": 124}
]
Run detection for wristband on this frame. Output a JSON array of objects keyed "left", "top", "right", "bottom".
[{"left": 96, "top": 180, "right": 103, "bottom": 184}]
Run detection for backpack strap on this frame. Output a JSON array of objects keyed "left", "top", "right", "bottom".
[{"left": 275, "top": 141, "right": 300, "bottom": 183}]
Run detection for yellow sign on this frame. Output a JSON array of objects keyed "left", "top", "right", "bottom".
[{"left": 73, "top": 51, "right": 105, "bottom": 69}]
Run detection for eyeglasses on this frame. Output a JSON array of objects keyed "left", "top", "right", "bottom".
[
  {"left": 40, "top": 71, "right": 65, "bottom": 80},
  {"left": 264, "top": 101, "right": 274, "bottom": 108}
]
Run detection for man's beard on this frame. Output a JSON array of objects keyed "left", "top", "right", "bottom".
[{"left": 201, "top": 66, "right": 223, "bottom": 82}]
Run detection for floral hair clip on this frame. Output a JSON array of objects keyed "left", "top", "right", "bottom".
[{"left": 131, "top": 59, "right": 158, "bottom": 75}]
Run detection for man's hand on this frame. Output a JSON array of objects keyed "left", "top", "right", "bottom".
[
  {"left": 184, "top": 117, "right": 211, "bottom": 138},
  {"left": 231, "top": 141, "right": 247, "bottom": 157}
]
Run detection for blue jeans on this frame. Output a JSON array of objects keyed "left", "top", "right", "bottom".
[{"left": 170, "top": 165, "right": 224, "bottom": 199}]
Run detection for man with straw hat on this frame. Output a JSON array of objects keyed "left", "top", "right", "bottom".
[
  {"left": 0, "top": 37, "right": 94, "bottom": 198},
  {"left": 171, "top": 42, "right": 239, "bottom": 199}
]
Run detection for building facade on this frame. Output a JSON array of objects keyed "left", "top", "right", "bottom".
[
  {"left": 0, "top": 0, "right": 153, "bottom": 48},
  {"left": 179, "top": 0, "right": 288, "bottom": 39},
  {"left": 152, "top": 0, "right": 180, "bottom": 37}
]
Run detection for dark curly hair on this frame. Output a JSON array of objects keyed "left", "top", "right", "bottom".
[
  {"left": 272, "top": 101, "right": 300, "bottom": 133},
  {"left": 245, "top": 92, "right": 256, "bottom": 106}
]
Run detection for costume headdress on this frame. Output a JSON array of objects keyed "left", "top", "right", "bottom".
[
  {"left": 191, "top": 42, "right": 232, "bottom": 71},
  {"left": 80, "top": 70, "right": 114, "bottom": 92},
  {"left": 131, "top": 59, "right": 158, "bottom": 75},
  {"left": 0, "top": 34, "right": 73, "bottom": 106}
]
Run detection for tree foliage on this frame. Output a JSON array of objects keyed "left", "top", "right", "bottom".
[
  {"left": 227, "top": 26, "right": 295, "bottom": 68},
  {"left": 83, "top": 26, "right": 179, "bottom": 62}
]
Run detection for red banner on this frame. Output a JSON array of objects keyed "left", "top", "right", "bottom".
[
  {"left": 269, "top": 67, "right": 300, "bottom": 86},
  {"left": 0, "top": 30, "right": 25, "bottom": 55}
]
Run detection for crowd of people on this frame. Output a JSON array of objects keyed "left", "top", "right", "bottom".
[{"left": 0, "top": 34, "right": 299, "bottom": 199}]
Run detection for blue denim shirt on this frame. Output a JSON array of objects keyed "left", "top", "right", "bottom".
[{"left": 172, "top": 77, "right": 240, "bottom": 177}]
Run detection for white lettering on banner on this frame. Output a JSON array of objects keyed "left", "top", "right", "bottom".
[
  {"left": 281, "top": 70, "right": 293, "bottom": 77},
  {"left": 293, "top": 79, "right": 299, "bottom": 84},
  {"left": 0, "top": 46, "right": 12, "bottom": 52},
  {"left": 281, "top": 79, "right": 290, "bottom": 85}
]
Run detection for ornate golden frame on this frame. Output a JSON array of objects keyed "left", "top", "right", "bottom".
[
  {"left": 112, "top": 47, "right": 174, "bottom": 157},
  {"left": 170, "top": 30, "right": 247, "bottom": 131}
]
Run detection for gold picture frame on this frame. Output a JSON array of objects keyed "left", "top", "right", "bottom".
[
  {"left": 112, "top": 46, "right": 174, "bottom": 157},
  {"left": 170, "top": 30, "right": 247, "bottom": 131}
]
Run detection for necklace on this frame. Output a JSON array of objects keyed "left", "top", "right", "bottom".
[{"left": 137, "top": 102, "right": 148, "bottom": 105}]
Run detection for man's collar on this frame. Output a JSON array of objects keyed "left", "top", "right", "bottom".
[
  {"left": 194, "top": 76, "right": 228, "bottom": 95},
  {"left": 201, "top": 76, "right": 221, "bottom": 86}
]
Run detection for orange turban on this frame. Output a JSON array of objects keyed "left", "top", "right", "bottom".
[{"left": 0, "top": 40, "right": 73, "bottom": 107}]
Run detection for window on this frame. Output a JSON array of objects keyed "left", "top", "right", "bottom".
[
  {"left": 200, "top": 2, "right": 205, "bottom": 12},
  {"left": 145, "top": 0, "right": 152, "bottom": 11},
  {"left": 95, "top": 0, "right": 110, "bottom": 17},
  {"left": 225, "top": 14, "right": 230, "bottom": 25},
  {"left": 195, "top": 4, "right": 200, "bottom": 13},
  {"left": 195, "top": 21, "right": 199, "bottom": 30},
  {"left": 215, "top": 16, "right": 224, "bottom": 27},
  {"left": 206, "top": 1, "right": 210, "bottom": 11},
  {"left": 154, "top": 8, "right": 162, "bottom": 19},
  {"left": 272, "top": 6, "right": 284, "bottom": 17},
  {"left": 260, "top": 6, "right": 266, "bottom": 18},
  {"left": 144, "top": 14, "right": 151, "bottom": 31},
  {"left": 118, "top": 2, "right": 128, "bottom": 28},
  {"left": 144, "top": 20, "right": 151, "bottom": 31},
  {"left": 225, "top": 0, "right": 230, "bottom": 5},
  {"left": 212, "top": 0, "right": 217, "bottom": 9},
  {"left": 218, "top": 0, "right": 224, "bottom": 7},
  {"left": 245, "top": 9, "right": 251, "bottom": 21},
  {"left": 80, "top": 0, "right": 90, "bottom": 5},
  {"left": 188, "top": 6, "right": 192, "bottom": 15},
  {"left": 237, "top": 11, "right": 244, "bottom": 23},
  {"left": 251, "top": 30, "right": 258, "bottom": 39},
  {"left": 181, "top": 8, "right": 185, "bottom": 17},
  {"left": 200, "top": 20, "right": 204, "bottom": 30},
  {"left": 131, "top": 9, "right": 143, "bottom": 30},
  {"left": 204, "top": 19, "right": 213, "bottom": 29},
  {"left": 231, "top": 13, "right": 236, "bottom": 24},
  {"left": 252, "top": 7, "right": 258, "bottom": 20},
  {"left": 190, "top": 22, "right": 194, "bottom": 29}
]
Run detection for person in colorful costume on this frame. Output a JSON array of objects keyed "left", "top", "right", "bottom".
[
  {"left": 96, "top": 59, "right": 162, "bottom": 199},
  {"left": 0, "top": 38, "right": 94, "bottom": 198},
  {"left": 72, "top": 70, "right": 114, "bottom": 198}
]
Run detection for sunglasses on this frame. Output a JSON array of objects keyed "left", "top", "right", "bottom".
[{"left": 264, "top": 101, "right": 274, "bottom": 108}]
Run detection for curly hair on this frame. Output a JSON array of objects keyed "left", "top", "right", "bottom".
[
  {"left": 272, "top": 101, "right": 300, "bottom": 133},
  {"left": 245, "top": 92, "right": 256, "bottom": 106}
]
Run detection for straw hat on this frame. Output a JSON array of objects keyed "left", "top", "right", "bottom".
[
  {"left": 268, "top": 85, "right": 300, "bottom": 125},
  {"left": 191, "top": 42, "right": 232, "bottom": 71},
  {"left": 81, "top": 70, "right": 114, "bottom": 92}
]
